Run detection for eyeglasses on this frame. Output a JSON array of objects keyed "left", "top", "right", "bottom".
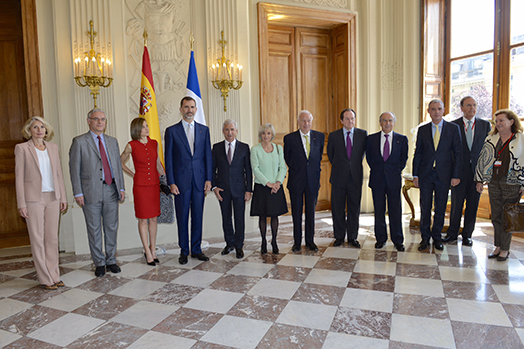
[{"left": 90, "top": 117, "right": 106, "bottom": 122}]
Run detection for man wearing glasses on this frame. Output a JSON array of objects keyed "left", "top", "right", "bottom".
[{"left": 69, "top": 108, "right": 126, "bottom": 277}]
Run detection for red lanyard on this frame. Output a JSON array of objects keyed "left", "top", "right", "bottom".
[
  {"left": 463, "top": 119, "right": 476, "bottom": 132},
  {"left": 496, "top": 133, "right": 513, "bottom": 159}
]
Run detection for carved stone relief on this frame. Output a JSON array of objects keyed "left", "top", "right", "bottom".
[
  {"left": 125, "top": 0, "right": 190, "bottom": 131},
  {"left": 290, "top": 0, "right": 347, "bottom": 8}
]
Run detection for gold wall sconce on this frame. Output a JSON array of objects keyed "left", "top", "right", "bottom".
[
  {"left": 211, "top": 31, "right": 243, "bottom": 112},
  {"left": 73, "top": 20, "right": 113, "bottom": 108}
]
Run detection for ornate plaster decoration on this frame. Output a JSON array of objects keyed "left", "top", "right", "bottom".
[
  {"left": 381, "top": 61, "right": 404, "bottom": 91},
  {"left": 291, "top": 0, "right": 347, "bottom": 8},
  {"left": 125, "top": 0, "right": 190, "bottom": 130}
]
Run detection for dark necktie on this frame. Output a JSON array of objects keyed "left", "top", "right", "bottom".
[
  {"left": 227, "top": 142, "right": 232, "bottom": 165},
  {"left": 383, "top": 134, "right": 390, "bottom": 161},
  {"left": 346, "top": 131, "right": 352, "bottom": 160},
  {"left": 98, "top": 135, "right": 112, "bottom": 185}
]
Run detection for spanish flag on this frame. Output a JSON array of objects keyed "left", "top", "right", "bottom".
[{"left": 140, "top": 43, "right": 164, "bottom": 165}]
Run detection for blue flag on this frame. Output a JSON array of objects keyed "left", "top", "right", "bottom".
[{"left": 186, "top": 50, "right": 206, "bottom": 125}]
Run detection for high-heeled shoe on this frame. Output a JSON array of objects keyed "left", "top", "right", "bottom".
[
  {"left": 497, "top": 251, "right": 510, "bottom": 262},
  {"left": 144, "top": 253, "right": 156, "bottom": 266},
  {"left": 488, "top": 252, "right": 500, "bottom": 259},
  {"left": 153, "top": 258, "right": 160, "bottom": 264},
  {"left": 261, "top": 241, "right": 267, "bottom": 255},
  {"left": 271, "top": 242, "right": 279, "bottom": 254}
]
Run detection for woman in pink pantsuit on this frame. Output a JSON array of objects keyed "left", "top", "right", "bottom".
[{"left": 15, "top": 117, "right": 67, "bottom": 290}]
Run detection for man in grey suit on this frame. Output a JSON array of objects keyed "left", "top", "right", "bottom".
[{"left": 69, "top": 109, "right": 125, "bottom": 277}]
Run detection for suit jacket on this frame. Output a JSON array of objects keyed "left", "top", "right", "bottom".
[
  {"left": 327, "top": 127, "right": 367, "bottom": 187},
  {"left": 164, "top": 121, "right": 212, "bottom": 193},
  {"left": 212, "top": 140, "right": 253, "bottom": 198},
  {"left": 412, "top": 120, "right": 463, "bottom": 185},
  {"left": 69, "top": 131, "right": 125, "bottom": 204},
  {"left": 452, "top": 117, "right": 491, "bottom": 178},
  {"left": 15, "top": 140, "right": 67, "bottom": 209},
  {"left": 366, "top": 131, "right": 408, "bottom": 191},
  {"left": 284, "top": 130, "right": 325, "bottom": 193}
]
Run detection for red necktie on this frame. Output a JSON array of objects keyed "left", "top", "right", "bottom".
[{"left": 98, "top": 135, "right": 112, "bottom": 185}]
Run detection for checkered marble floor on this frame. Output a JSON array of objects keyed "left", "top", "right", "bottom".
[{"left": 2, "top": 212, "right": 524, "bottom": 348}]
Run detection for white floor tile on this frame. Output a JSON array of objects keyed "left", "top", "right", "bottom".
[
  {"left": 0, "top": 298, "right": 33, "bottom": 321},
  {"left": 304, "top": 269, "right": 352, "bottom": 288},
  {"left": 59, "top": 269, "right": 96, "bottom": 288},
  {"left": 390, "top": 314, "right": 455, "bottom": 348},
  {"left": 277, "top": 254, "right": 320, "bottom": 268},
  {"left": 27, "top": 313, "right": 104, "bottom": 347},
  {"left": 172, "top": 270, "right": 223, "bottom": 288},
  {"left": 0, "top": 278, "right": 39, "bottom": 298},
  {"left": 111, "top": 301, "right": 179, "bottom": 329},
  {"left": 394, "top": 276, "right": 444, "bottom": 297},
  {"left": 447, "top": 298, "right": 512, "bottom": 327},
  {"left": 492, "top": 284, "right": 524, "bottom": 305},
  {"left": 227, "top": 262, "right": 275, "bottom": 277},
  {"left": 201, "top": 315, "right": 272, "bottom": 349},
  {"left": 127, "top": 331, "right": 196, "bottom": 349},
  {"left": 322, "top": 332, "right": 389, "bottom": 349},
  {"left": 109, "top": 279, "right": 167, "bottom": 299},
  {"left": 39, "top": 289, "right": 102, "bottom": 312},
  {"left": 321, "top": 247, "right": 360, "bottom": 260},
  {"left": 247, "top": 278, "right": 301, "bottom": 300},
  {"left": 276, "top": 300, "right": 337, "bottom": 331},
  {"left": 119, "top": 262, "right": 158, "bottom": 278},
  {"left": 353, "top": 260, "right": 396, "bottom": 276},
  {"left": 0, "top": 329, "right": 22, "bottom": 347},
  {"left": 396, "top": 252, "right": 438, "bottom": 265},
  {"left": 339, "top": 288, "right": 394, "bottom": 313},
  {"left": 439, "top": 266, "right": 489, "bottom": 283},
  {"left": 183, "top": 289, "right": 243, "bottom": 314}
]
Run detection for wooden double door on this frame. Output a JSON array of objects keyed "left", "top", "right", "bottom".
[{"left": 258, "top": 5, "right": 356, "bottom": 211}]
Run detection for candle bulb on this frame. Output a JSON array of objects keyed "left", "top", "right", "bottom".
[
  {"left": 101, "top": 58, "right": 105, "bottom": 77},
  {"left": 222, "top": 63, "right": 226, "bottom": 80},
  {"left": 236, "top": 64, "right": 239, "bottom": 81},
  {"left": 84, "top": 57, "right": 88, "bottom": 76},
  {"left": 240, "top": 65, "right": 243, "bottom": 81},
  {"left": 107, "top": 60, "right": 112, "bottom": 78}
]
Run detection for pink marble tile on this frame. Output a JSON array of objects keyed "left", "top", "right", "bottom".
[
  {"left": 389, "top": 341, "right": 444, "bottom": 349},
  {"left": 137, "top": 266, "right": 188, "bottom": 283},
  {"left": 0, "top": 261, "right": 34, "bottom": 272},
  {"left": 484, "top": 269, "right": 524, "bottom": 285},
  {"left": 393, "top": 294, "right": 449, "bottom": 319},
  {"left": 359, "top": 249, "right": 398, "bottom": 262},
  {"left": 0, "top": 254, "right": 32, "bottom": 262},
  {"left": 244, "top": 252, "right": 286, "bottom": 264},
  {"left": 19, "top": 267, "right": 74, "bottom": 281},
  {"left": 396, "top": 263, "right": 441, "bottom": 279},
  {"left": 257, "top": 323, "right": 327, "bottom": 349},
  {"left": 502, "top": 304, "right": 524, "bottom": 328},
  {"left": 153, "top": 308, "right": 223, "bottom": 339},
  {"left": 314, "top": 258, "right": 357, "bottom": 272},
  {"left": 208, "top": 274, "right": 260, "bottom": 293},
  {"left": 292, "top": 283, "right": 345, "bottom": 306},
  {"left": 265, "top": 265, "right": 312, "bottom": 282},
  {"left": 72, "top": 294, "right": 139, "bottom": 320},
  {"left": 2, "top": 337, "right": 63, "bottom": 349},
  {"left": 450, "top": 321, "right": 523, "bottom": 349},
  {"left": 193, "top": 259, "right": 240, "bottom": 273},
  {"left": 442, "top": 280, "right": 499, "bottom": 302},
  {"left": 436, "top": 254, "right": 479, "bottom": 268},
  {"left": 144, "top": 283, "right": 203, "bottom": 306},
  {"left": 67, "top": 321, "right": 148, "bottom": 348},
  {"left": 10, "top": 285, "right": 71, "bottom": 304},
  {"left": 227, "top": 294, "right": 288, "bottom": 321},
  {"left": 0, "top": 305, "right": 67, "bottom": 335},
  {"left": 77, "top": 274, "right": 131, "bottom": 293},
  {"left": 58, "top": 254, "right": 92, "bottom": 264},
  {"left": 192, "top": 342, "right": 235, "bottom": 349},
  {"left": 0, "top": 274, "right": 16, "bottom": 283},
  {"left": 330, "top": 307, "right": 391, "bottom": 339},
  {"left": 347, "top": 272, "right": 396, "bottom": 292}
]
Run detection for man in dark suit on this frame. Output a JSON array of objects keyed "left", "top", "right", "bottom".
[
  {"left": 212, "top": 119, "right": 252, "bottom": 259},
  {"left": 165, "top": 96, "right": 212, "bottom": 264},
  {"left": 366, "top": 112, "right": 408, "bottom": 251},
  {"left": 284, "top": 110, "right": 325, "bottom": 252},
  {"left": 443, "top": 96, "right": 491, "bottom": 246},
  {"left": 327, "top": 108, "right": 367, "bottom": 248},
  {"left": 69, "top": 109, "right": 125, "bottom": 277},
  {"left": 413, "top": 99, "right": 462, "bottom": 251}
]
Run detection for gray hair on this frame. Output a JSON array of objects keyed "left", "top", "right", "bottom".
[
  {"left": 379, "top": 111, "right": 397, "bottom": 122},
  {"left": 297, "top": 110, "right": 313, "bottom": 122},
  {"left": 258, "top": 123, "right": 276, "bottom": 142},
  {"left": 427, "top": 99, "right": 444, "bottom": 109},
  {"left": 87, "top": 108, "right": 106, "bottom": 119},
  {"left": 223, "top": 119, "right": 238, "bottom": 129}
]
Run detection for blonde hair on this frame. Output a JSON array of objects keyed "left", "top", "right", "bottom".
[
  {"left": 21, "top": 116, "right": 54, "bottom": 141},
  {"left": 258, "top": 123, "right": 276, "bottom": 142},
  {"left": 490, "top": 109, "right": 523, "bottom": 135}
]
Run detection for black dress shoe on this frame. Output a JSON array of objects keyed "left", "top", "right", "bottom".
[
  {"left": 442, "top": 236, "right": 457, "bottom": 243},
  {"left": 333, "top": 239, "right": 344, "bottom": 247},
  {"left": 434, "top": 242, "right": 444, "bottom": 251},
  {"left": 235, "top": 248, "right": 244, "bottom": 259},
  {"left": 191, "top": 253, "right": 209, "bottom": 261},
  {"left": 418, "top": 240, "right": 429, "bottom": 251},
  {"left": 375, "top": 241, "right": 386, "bottom": 249},
  {"left": 292, "top": 244, "right": 301, "bottom": 252},
  {"left": 221, "top": 246, "right": 234, "bottom": 255},
  {"left": 395, "top": 244, "right": 405, "bottom": 252},
  {"left": 306, "top": 243, "right": 319, "bottom": 252},
  {"left": 95, "top": 266, "right": 106, "bottom": 277},
  {"left": 497, "top": 251, "right": 510, "bottom": 261},
  {"left": 348, "top": 239, "right": 361, "bottom": 248},
  {"left": 488, "top": 252, "right": 500, "bottom": 259},
  {"left": 106, "top": 264, "right": 121, "bottom": 273},
  {"left": 179, "top": 254, "right": 188, "bottom": 265},
  {"left": 462, "top": 238, "right": 473, "bottom": 246}
]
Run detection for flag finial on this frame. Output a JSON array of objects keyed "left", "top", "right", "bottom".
[
  {"left": 143, "top": 30, "right": 148, "bottom": 47},
  {"left": 190, "top": 32, "right": 194, "bottom": 51}
]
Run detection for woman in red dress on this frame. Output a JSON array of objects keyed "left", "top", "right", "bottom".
[{"left": 121, "top": 118, "right": 165, "bottom": 265}]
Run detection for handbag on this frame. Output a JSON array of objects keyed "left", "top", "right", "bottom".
[
  {"left": 503, "top": 203, "right": 524, "bottom": 232},
  {"left": 157, "top": 175, "right": 175, "bottom": 224}
]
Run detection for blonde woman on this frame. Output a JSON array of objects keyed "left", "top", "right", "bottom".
[{"left": 15, "top": 117, "right": 67, "bottom": 290}]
